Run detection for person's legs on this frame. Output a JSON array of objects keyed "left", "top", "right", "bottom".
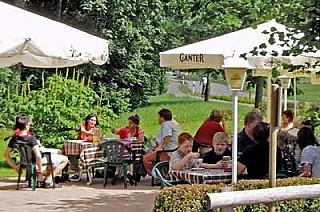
[
  {"left": 127, "top": 164, "right": 134, "bottom": 185},
  {"left": 52, "top": 154, "right": 68, "bottom": 177},
  {"left": 143, "top": 151, "right": 157, "bottom": 175},
  {"left": 143, "top": 151, "right": 170, "bottom": 175},
  {"left": 111, "top": 166, "right": 121, "bottom": 185},
  {"left": 68, "top": 155, "right": 81, "bottom": 181}
]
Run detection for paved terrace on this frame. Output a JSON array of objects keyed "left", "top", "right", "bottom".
[{"left": 0, "top": 176, "right": 158, "bottom": 212}]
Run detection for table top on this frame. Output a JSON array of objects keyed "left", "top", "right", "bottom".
[
  {"left": 170, "top": 168, "right": 232, "bottom": 184},
  {"left": 64, "top": 139, "right": 145, "bottom": 169}
]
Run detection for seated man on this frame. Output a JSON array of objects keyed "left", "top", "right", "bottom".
[
  {"left": 143, "top": 108, "right": 179, "bottom": 175},
  {"left": 201, "top": 132, "right": 232, "bottom": 168},
  {"left": 5, "top": 115, "right": 47, "bottom": 187},
  {"left": 237, "top": 110, "right": 263, "bottom": 153},
  {"left": 5, "top": 114, "right": 68, "bottom": 187}
]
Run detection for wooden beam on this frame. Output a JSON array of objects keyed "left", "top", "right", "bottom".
[{"left": 205, "top": 184, "right": 320, "bottom": 210}]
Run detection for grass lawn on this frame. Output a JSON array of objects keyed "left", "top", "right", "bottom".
[
  {"left": 0, "top": 128, "right": 17, "bottom": 177},
  {"left": 0, "top": 93, "right": 252, "bottom": 178},
  {"left": 108, "top": 94, "right": 252, "bottom": 137},
  {"left": 288, "top": 83, "right": 320, "bottom": 102}
]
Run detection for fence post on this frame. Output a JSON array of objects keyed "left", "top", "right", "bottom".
[{"left": 220, "top": 186, "right": 234, "bottom": 212}]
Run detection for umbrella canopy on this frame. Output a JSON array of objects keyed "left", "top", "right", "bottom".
[
  {"left": 0, "top": 2, "right": 109, "bottom": 68},
  {"left": 160, "top": 20, "right": 319, "bottom": 70}
]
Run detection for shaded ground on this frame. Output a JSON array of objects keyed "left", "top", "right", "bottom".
[{"left": 0, "top": 175, "right": 158, "bottom": 212}]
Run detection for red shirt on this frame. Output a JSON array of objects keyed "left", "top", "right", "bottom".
[
  {"left": 13, "top": 129, "right": 32, "bottom": 137},
  {"left": 78, "top": 124, "right": 98, "bottom": 142},
  {"left": 194, "top": 118, "right": 226, "bottom": 145}
]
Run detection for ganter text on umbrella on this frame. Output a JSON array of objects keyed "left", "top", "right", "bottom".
[{"left": 179, "top": 54, "right": 204, "bottom": 63}]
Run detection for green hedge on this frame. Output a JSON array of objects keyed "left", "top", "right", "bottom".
[{"left": 155, "top": 177, "right": 320, "bottom": 211}]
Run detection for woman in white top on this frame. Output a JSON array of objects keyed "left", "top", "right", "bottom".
[
  {"left": 297, "top": 127, "right": 320, "bottom": 177},
  {"left": 281, "top": 109, "right": 294, "bottom": 131}
]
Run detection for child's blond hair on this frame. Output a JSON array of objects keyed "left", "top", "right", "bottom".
[{"left": 213, "top": 132, "right": 229, "bottom": 144}]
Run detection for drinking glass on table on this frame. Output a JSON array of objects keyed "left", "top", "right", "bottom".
[
  {"left": 93, "top": 129, "right": 100, "bottom": 143},
  {"left": 195, "top": 158, "right": 203, "bottom": 168}
]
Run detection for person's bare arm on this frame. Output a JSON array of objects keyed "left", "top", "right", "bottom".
[
  {"left": 171, "top": 152, "right": 200, "bottom": 170},
  {"left": 155, "top": 135, "right": 172, "bottom": 151},
  {"left": 32, "top": 145, "right": 43, "bottom": 173},
  {"left": 299, "top": 163, "right": 312, "bottom": 177},
  {"left": 201, "top": 160, "right": 226, "bottom": 169},
  {"left": 111, "top": 127, "right": 118, "bottom": 134},
  {"left": 138, "top": 132, "right": 145, "bottom": 143},
  {"left": 80, "top": 125, "right": 94, "bottom": 135},
  {"left": 4, "top": 147, "right": 19, "bottom": 173},
  {"left": 237, "top": 162, "right": 246, "bottom": 175},
  {"left": 160, "top": 135, "right": 171, "bottom": 149}
]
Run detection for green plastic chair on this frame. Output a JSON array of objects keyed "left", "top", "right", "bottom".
[
  {"left": 151, "top": 161, "right": 175, "bottom": 188},
  {"left": 14, "top": 142, "right": 38, "bottom": 191},
  {"left": 14, "top": 141, "right": 55, "bottom": 190},
  {"left": 99, "top": 140, "right": 133, "bottom": 189},
  {"left": 151, "top": 147, "right": 178, "bottom": 186}
]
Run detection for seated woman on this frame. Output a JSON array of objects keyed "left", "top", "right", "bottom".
[
  {"left": 297, "top": 127, "right": 320, "bottom": 177},
  {"left": 194, "top": 109, "right": 227, "bottom": 146},
  {"left": 281, "top": 109, "right": 294, "bottom": 132},
  {"left": 170, "top": 132, "right": 218, "bottom": 170},
  {"left": 201, "top": 132, "right": 232, "bottom": 168},
  {"left": 69, "top": 114, "right": 100, "bottom": 182},
  {"left": 78, "top": 114, "right": 100, "bottom": 142},
  {"left": 111, "top": 114, "right": 145, "bottom": 143}
]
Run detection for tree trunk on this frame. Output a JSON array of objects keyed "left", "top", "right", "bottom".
[
  {"left": 57, "top": 0, "right": 62, "bottom": 20},
  {"left": 204, "top": 73, "right": 210, "bottom": 101}
]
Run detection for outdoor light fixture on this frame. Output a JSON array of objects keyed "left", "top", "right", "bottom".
[
  {"left": 278, "top": 75, "right": 292, "bottom": 111},
  {"left": 222, "top": 57, "right": 250, "bottom": 184},
  {"left": 278, "top": 75, "right": 292, "bottom": 89},
  {"left": 223, "top": 58, "right": 250, "bottom": 90}
]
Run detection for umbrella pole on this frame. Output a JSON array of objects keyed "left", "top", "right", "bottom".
[{"left": 232, "top": 91, "right": 238, "bottom": 184}]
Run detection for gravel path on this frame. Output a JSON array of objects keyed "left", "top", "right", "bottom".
[{"left": 167, "top": 76, "right": 255, "bottom": 106}]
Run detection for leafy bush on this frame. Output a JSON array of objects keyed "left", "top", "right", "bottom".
[
  {"left": 155, "top": 178, "right": 320, "bottom": 211},
  {"left": 0, "top": 71, "right": 117, "bottom": 148}
]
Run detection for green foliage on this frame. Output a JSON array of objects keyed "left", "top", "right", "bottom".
[
  {"left": 0, "top": 71, "right": 117, "bottom": 148},
  {"left": 155, "top": 178, "right": 320, "bottom": 211}
]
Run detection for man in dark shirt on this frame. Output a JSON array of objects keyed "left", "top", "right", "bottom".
[
  {"left": 237, "top": 122, "right": 282, "bottom": 179},
  {"left": 4, "top": 115, "right": 45, "bottom": 183},
  {"left": 201, "top": 132, "right": 231, "bottom": 169},
  {"left": 238, "top": 110, "right": 263, "bottom": 153}
]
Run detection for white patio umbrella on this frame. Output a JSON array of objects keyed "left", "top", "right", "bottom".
[
  {"left": 160, "top": 19, "right": 318, "bottom": 69},
  {"left": 0, "top": 2, "right": 109, "bottom": 68},
  {"left": 160, "top": 19, "right": 319, "bottom": 184}
]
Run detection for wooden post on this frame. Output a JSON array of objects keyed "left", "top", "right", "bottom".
[
  {"left": 266, "top": 75, "right": 272, "bottom": 122},
  {"left": 268, "top": 84, "right": 281, "bottom": 212},
  {"left": 220, "top": 187, "right": 234, "bottom": 212},
  {"left": 294, "top": 77, "right": 297, "bottom": 115}
]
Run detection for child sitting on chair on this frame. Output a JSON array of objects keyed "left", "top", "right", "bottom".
[{"left": 111, "top": 127, "right": 134, "bottom": 185}]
